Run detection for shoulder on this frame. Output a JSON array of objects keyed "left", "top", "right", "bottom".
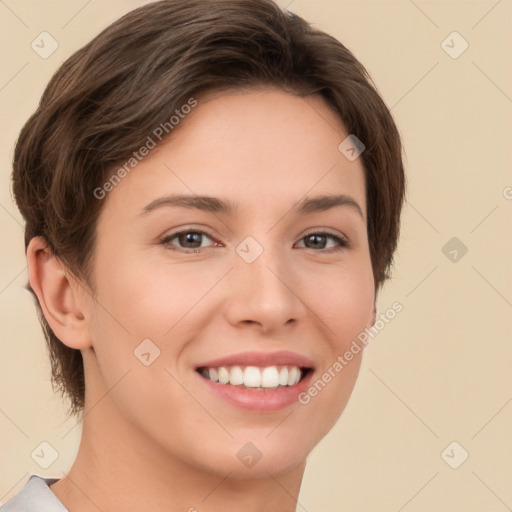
[{"left": 0, "top": 475, "right": 67, "bottom": 512}]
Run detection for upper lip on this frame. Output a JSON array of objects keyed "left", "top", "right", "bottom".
[{"left": 195, "top": 350, "right": 315, "bottom": 369}]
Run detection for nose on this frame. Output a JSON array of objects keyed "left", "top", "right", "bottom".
[{"left": 223, "top": 243, "right": 306, "bottom": 334}]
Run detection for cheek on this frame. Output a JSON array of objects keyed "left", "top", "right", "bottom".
[
  {"left": 298, "top": 257, "right": 373, "bottom": 425},
  {"left": 309, "top": 257, "right": 375, "bottom": 343},
  {"left": 94, "top": 251, "right": 216, "bottom": 337}
]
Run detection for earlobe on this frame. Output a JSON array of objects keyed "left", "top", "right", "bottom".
[{"left": 27, "top": 237, "right": 92, "bottom": 350}]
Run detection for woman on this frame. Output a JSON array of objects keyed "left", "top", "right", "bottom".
[{"left": 2, "top": 0, "right": 405, "bottom": 510}]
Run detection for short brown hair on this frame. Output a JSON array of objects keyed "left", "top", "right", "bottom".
[{"left": 12, "top": 0, "right": 406, "bottom": 417}]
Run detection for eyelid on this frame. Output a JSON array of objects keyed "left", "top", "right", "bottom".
[
  {"left": 161, "top": 224, "right": 217, "bottom": 236},
  {"left": 301, "top": 228, "right": 350, "bottom": 244}
]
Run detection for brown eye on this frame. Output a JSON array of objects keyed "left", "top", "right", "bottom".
[
  {"left": 161, "top": 230, "right": 216, "bottom": 252},
  {"left": 176, "top": 232, "right": 203, "bottom": 249}
]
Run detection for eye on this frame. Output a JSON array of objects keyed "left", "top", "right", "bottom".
[
  {"left": 160, "top": 229, "right": 349, "bottom": 254},
  {"left": 161, "top": 229, "right": 217, "bottom": 253},
  {"left": 296, "top": 231, "right": 349, "bottom": 252}
]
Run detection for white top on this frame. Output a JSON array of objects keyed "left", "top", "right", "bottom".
[{"left": 0, "top": 475, "right": 67, "bottom": 512}]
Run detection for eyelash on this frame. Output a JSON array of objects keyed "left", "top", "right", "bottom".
[{"left": 160, "top": 229, "right": 350, "bottom": 254}]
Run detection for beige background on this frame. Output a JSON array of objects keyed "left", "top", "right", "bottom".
[{"left": 1, "top": 0, "right": 511, "bottom": 510}]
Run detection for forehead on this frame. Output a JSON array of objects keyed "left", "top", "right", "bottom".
[{"left": 100, "top": 87, "right": 366, "bottom": 221}]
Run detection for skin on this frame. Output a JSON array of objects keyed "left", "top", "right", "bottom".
[{"left": 27, "top": 87, "right": 376, "bottom": 512}]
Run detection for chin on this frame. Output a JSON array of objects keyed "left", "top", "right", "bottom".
[{"left": 206, "top": 433, "right": 313, "bottom": 478}]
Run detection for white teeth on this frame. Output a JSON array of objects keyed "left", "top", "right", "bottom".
[
  {"left": 287, "top": 366, "right": 300, "bottom": 386},
  {"left": 229, "top": 366, "right": 244, "bottom": 386},
  {"left": 217, "top": 367, "right": 230, "bottom": 384},
  {"left": 243, "top": 366, "right": 261, "bottom": 387},
  {"left": 200, "top": 365, "right": 305, "bottom": 388},
  {"left": 261, "top": 366, "right": 279, "bottom": 387}
]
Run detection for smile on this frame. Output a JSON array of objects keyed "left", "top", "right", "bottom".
[{"left": 194, "top": 351, "right": 315, "bottom": 411}]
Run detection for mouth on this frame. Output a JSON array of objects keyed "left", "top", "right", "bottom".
[
  {"left": 193, "top": 350, "right": 316, "bottom": 411},
  {"left": 195, "top": 365, "right": 314, "bottom": 390}
]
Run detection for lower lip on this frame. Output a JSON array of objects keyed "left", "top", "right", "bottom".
[{"left": 196, "top": 370, "right": 314, "bottom": 412}]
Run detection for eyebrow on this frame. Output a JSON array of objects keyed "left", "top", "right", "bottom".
[{"left": 139, "top": 193, "right": 364, "bottom": 219}]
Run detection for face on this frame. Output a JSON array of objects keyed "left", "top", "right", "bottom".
[{"left": 80, "top": 87, "right": 375, "bottom": 478}]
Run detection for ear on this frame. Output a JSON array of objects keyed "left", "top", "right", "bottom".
[{"left": 27, "top": 236, "right": 92, "bottom": 350}]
